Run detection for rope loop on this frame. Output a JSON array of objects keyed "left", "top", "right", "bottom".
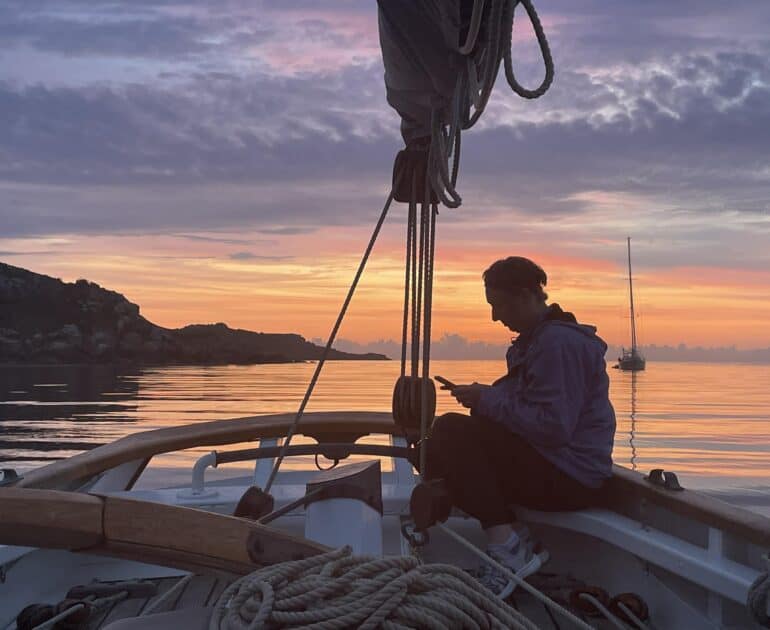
[{"left": 503, "top": 0, "right": 555, "bottom": 99}]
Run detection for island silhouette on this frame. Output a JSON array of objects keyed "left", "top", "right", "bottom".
[{"left": 0, "top": 262, "right": 388, "bottom": 365}]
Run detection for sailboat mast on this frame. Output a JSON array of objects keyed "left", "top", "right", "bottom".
[{"left": 627, "top": 236, "right": 638, "bottom": 352}]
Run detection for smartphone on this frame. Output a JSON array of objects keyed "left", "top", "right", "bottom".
[{"left": 434, "top": 375, "right": 457, "bottom": 389}]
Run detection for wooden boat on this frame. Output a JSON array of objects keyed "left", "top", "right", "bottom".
[
  {"left": 2, "top": 4, "right": 767, "bottom": 628},
  {"left": 2, "top": 411, "right": 769, "bottom": 628}
]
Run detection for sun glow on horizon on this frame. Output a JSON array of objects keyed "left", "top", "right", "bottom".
[{"left": 3, "top": 224, "right": 769, "bottom": 351}]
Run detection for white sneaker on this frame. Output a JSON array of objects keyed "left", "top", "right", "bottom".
[{"left": 477, "top": 535, "right": 549, "bottom": 599}]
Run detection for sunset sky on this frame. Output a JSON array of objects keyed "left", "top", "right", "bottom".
[{"left": 1, "top": 1, "right": 769, "bottom": 350}]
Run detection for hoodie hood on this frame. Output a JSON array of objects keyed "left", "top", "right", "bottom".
[{"left": 508, "top": 303, "right": 608, "bottom": 366}]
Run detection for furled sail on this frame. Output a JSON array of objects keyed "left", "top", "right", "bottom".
[{"left": 377, "top": 0, "right": 553, "bottom": 207}]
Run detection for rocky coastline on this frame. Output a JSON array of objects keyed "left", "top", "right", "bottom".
[{"left": 0, "top": 263, "right": 388, "bottom": 365}]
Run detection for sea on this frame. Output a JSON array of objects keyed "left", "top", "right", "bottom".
[{"left": 1, "top": 360, "right": 770, "bottom": 512}]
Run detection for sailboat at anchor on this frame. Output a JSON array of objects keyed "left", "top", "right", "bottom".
[{"left": 616, "top": 237, "right": 646, "bottom": 371}]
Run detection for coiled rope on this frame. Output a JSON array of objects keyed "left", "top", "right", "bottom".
[
  {"left": 210, "top": 546, "right": 539, "bottom": 630},
  {"left": 430, "top": 0, "right": 554, "bottom": 208}
]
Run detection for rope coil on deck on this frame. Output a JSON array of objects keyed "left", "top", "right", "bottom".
[{"left": 210, "top": 546, "right": 537, "bottom": 630}]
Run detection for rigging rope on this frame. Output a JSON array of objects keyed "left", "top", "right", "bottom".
[
  {"left": 437, "top": 524, "right": 594, "bottom": 630},
  {"left": 264, "top": 0, "right": 553, "bottom": 491},
  {"left": 430, "top": 0, "right": 554, "bottom": 208}
]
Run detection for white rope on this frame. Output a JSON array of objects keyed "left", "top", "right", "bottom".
[
  {"left": 616, "top": 600, "right": 651, "bottom": 630},
  {"left": 210, "top": 546, "right": 540, "bottom": 630},
  {"left": 141, "top": 574, "right": 194, "bottom": 616},
  {"left": 31, "top": 591, "right": 129, "bottom": 630},
  {"left": 577, "top": 592, "right": 627, "bottom": 630},
  {"left": 437, "top": 523, "right": 595, "bottom": 630},
  {"left": 31, "top": 603, "right": 88, "bottom": 630}
]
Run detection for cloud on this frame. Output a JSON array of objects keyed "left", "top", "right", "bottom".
[
  {"left": 333, "top": 334, "right": 770, "bottom": 363},
  {"left": 0, "top": 0, "right": 768, "bottom": 276},
  {"left": 228, "top": 251, "right": 289, "bottom": 261}
]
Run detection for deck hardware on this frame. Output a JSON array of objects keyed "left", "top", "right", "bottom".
[
  {"left": 401, "top": 521, "right": 429, "bottom": 548},
  {"left": 410, "top": 478, "right": 452, "bottom": 531},
  {"left": 216, "top": 443, "right": 415, "bottom": 466},
  {"left": 747, "top": 551, "right": 770, "bottom": 627},
  {"left": 306, "top": 460, "right": 384, "bottom": 515},
  {"left": 392, "top": 375, "right": 436, "bottom": 444},
  {"left": 234, "top": 486, "right": 274, "bottom": 521},
  {"left": 246, "top": 530, "right": 265, "bottom": 561},
  {"left": 644, "top": 468, "right": 684, "bottom": 491},
  {"left": 0, "top": 469, "right": 20, "bottom": 487},
  {"left": 609, "top": 592, "right": 649, "bottom": 624},
  {"left": 177, "top": 451, "right": 219, "bottom": 499}
]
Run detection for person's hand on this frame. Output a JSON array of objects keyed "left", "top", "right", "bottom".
[{"left": 449, "top": 383, "right": 490, "bottom": 409}]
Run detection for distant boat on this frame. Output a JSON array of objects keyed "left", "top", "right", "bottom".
[{"left": 617, "top": 237, "right": 646, "bottom": 371}]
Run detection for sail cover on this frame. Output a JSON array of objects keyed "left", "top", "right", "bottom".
[{"left": 377, "top": 0, "right": 471, "bottom": 145}]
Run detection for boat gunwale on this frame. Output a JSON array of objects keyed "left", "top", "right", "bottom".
[
  {"left": 15, "top": 411, "right": 396, "bottom": 490},
  {"left": 11, "top": 410, "right": 770, "bottom": 549},
  {"left": 0, "top": 487, "right": 328, "bottom": 576}
]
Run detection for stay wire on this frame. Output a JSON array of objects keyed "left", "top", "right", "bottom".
[
  {"left": 419, "top": 201, "right": 438, "bottom": 478},
  {"left": 264, "top": 186, "right": 397, "bottom": 494},
  {"left": 410, "top": 185, "right": 419, "bottom": 377},
  {"left": 400, "top": 173, "right": 418, "bottom": 379}
]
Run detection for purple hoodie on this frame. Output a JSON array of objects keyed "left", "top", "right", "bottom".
[{"left": 474, "top": 305, "right": 616, "bottom": 488}]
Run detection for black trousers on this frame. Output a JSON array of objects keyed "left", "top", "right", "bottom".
[{"left": 423, "top": 413, "right": 605, "bottom": 529}]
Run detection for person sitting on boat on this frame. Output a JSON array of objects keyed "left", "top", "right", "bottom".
[{"left": 427, "top": 255, "right": 616, "bottom": 596}]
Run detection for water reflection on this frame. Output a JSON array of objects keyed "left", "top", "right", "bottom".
[
  {"left": 1, "top": 361, "right": 770, "bottom": 495},
  {"left": 629, "top": 371, "right": 638, "bottom": 471},
  {"left": 0, "top": 364, "right": 140, "bottom": 467}
]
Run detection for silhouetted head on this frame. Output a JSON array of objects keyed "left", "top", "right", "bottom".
[{"left": 483, "top": 257, "right": 549, "bottom": 333}]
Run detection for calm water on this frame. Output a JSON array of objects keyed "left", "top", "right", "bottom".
[{"left": 1, "top": 361, "right": 770, "bottom": 502}]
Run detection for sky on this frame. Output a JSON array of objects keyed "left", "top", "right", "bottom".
[{"left": 1, "top": 0, "right": 769, "bottom": 351}]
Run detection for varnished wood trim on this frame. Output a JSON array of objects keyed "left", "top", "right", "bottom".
[
  {"left": 0, "top": 488, "right": 103, "bottom": 548},
  {"left": 0, "top": 488, "right": 328, "bottom": 576}
]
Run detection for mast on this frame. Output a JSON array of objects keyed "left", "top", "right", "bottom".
[{"left": 627, "top": 236, "right": 638, "bottom": 353}]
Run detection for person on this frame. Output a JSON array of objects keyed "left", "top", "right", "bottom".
[{"left": 426, "top": 256, "right": 616, "bottom": 597}]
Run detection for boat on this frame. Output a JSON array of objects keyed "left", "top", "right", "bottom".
[
  {"left": 3, "top": 3, "right": 770, "bottom": 628},
  {"left": 2, "top": 414, "right": 770, "bottom": 628},
  {"left": 617, "top": 238, "right": 647, "bottom": 371}
]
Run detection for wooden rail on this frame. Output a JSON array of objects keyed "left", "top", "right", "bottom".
[{"left": 0, "top": 488, "right": 327, "bottom": 576}]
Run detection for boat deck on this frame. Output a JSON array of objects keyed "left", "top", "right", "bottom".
[{"left": 78, "top": 575, "right": 228, "bottom": 628}]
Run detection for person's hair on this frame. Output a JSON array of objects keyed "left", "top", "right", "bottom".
[{"left": 483, "top": 256, "right": 548, "bottom": 302}]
